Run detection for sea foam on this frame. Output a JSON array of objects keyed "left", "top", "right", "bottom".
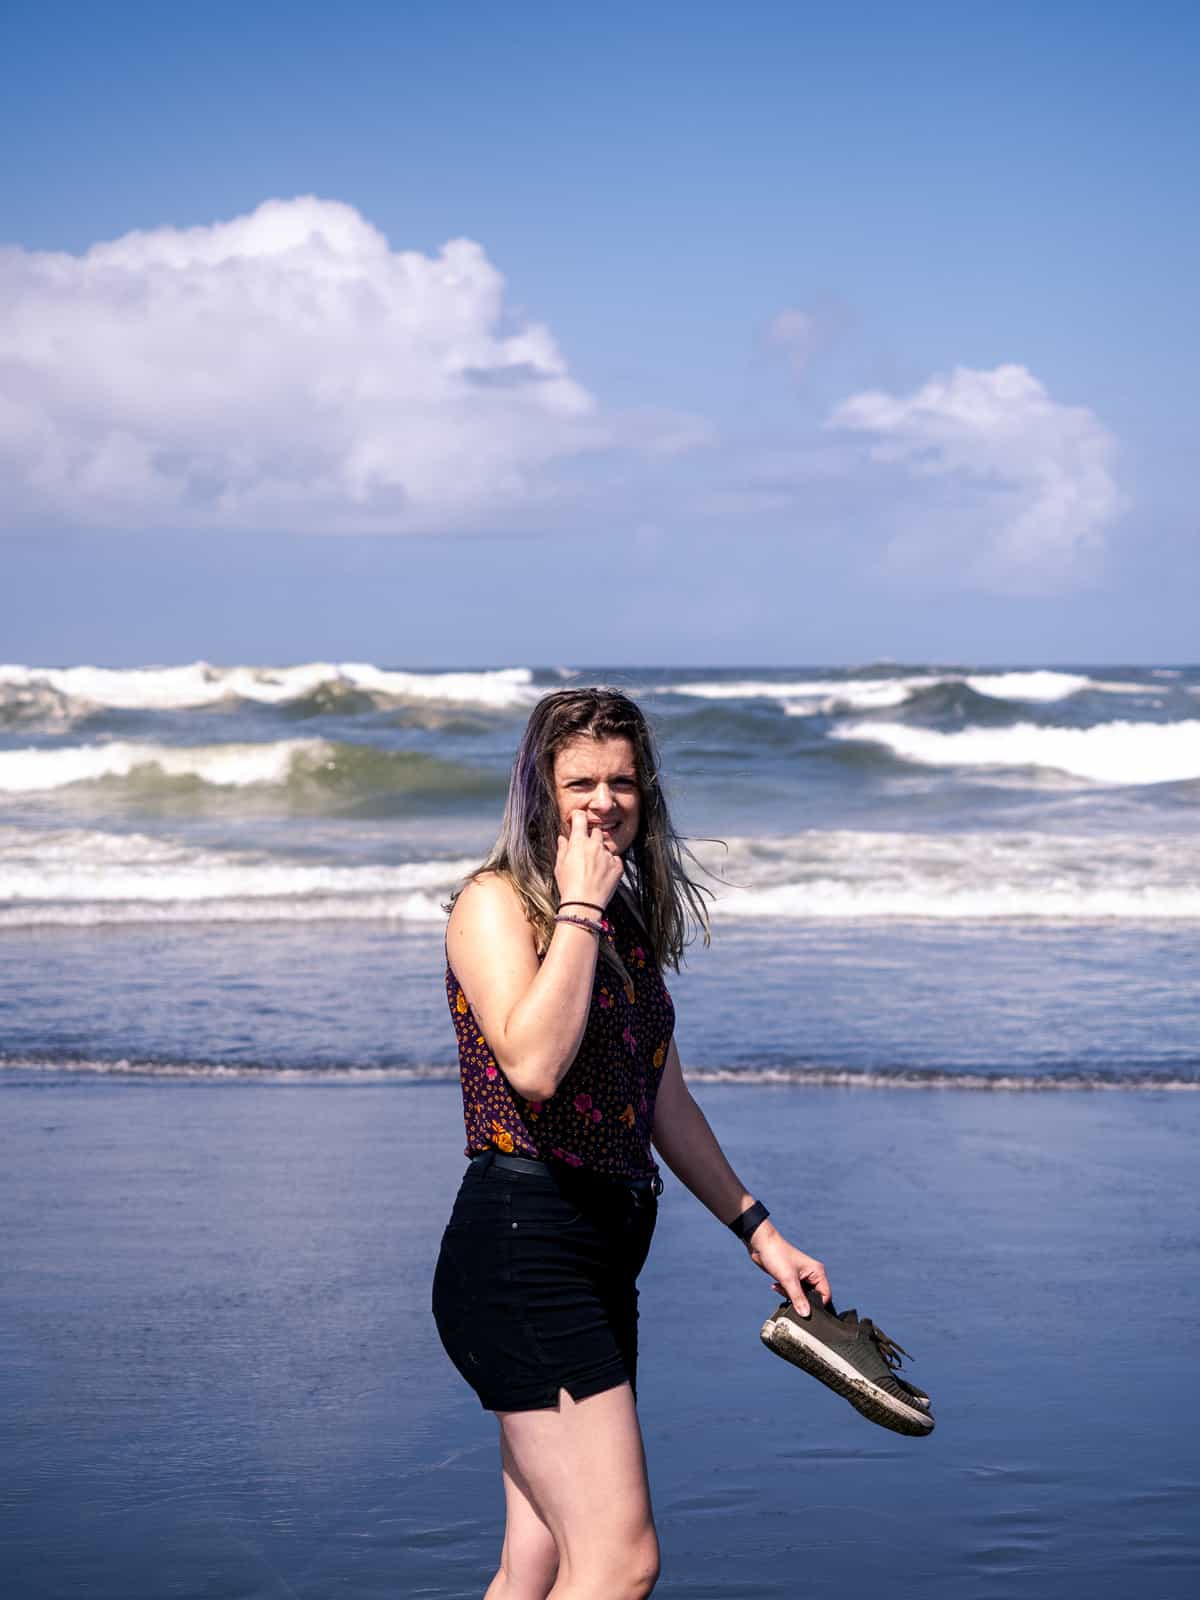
[
  {"left": 662, "top": 675, "right": 942, "bottom": 713},
  {"left": 0, "top": 825, "right": 473, "bottom": 925},
  {"left": 0, "top": 661, "right": 538, "bottom": 713},
  {"left": 964, "top": 671, "right": 1092, "bottom": 701},
  {"left": 2, "top": 1057, "right": 1195, "bottom": 1090},
  {"left": 6, "top": 824, "right": 1198, "bottom": 925},
  {"left": 662, "top": 669, "right": 1149, "bottom": 715},
  {"left": 0, "top": 739, "right": 497, "bottom": 802},
  {"left": 0, "top": 739, "right": 318, "bottom": 792},
  {"left": 688, "top": 829, "right": 1200, "bottom": 920},
  {"left": 830, "top": 719, "right": 1200, "bottom": 785}
]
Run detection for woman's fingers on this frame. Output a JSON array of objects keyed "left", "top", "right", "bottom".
[
  {"left": 556, "top": 806, "right": 623, "bottom": 905},
  {"left": 806, "top": 1262, "right": 832, "bottom": 1306},
  {"left": 787, "top": 1258, "right": 830, "bottom": 1316},
  {"left": 786, "top": 1276, "right": 811, "bottom": 1318},
  {"left": 569, "top": 808, "right": 604, "bottom": 865},
  {"left": 759, "top": 1245, "right": 831, "bottom": 1319}
]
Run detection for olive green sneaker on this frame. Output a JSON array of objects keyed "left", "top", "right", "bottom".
[{"left": 760, "top": 1293, "right": 935, "bottom": 1437}]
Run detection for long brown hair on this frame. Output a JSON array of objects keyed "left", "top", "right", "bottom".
[{"left": 448, "top": 687, "right": 712, "bottom": 972}]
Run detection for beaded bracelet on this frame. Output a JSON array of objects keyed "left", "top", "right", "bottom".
[{"left": 554, "top": 912, "right": 611, "bottom": 936}]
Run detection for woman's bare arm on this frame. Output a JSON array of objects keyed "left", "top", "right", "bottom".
[
  {"left": 650, "top": 1038, "right": 756, "bottom": 1223},
  {"left": 446, "top": 810, "right": 623, "bottom": 1102},
  {"left": 651, "top": 1038, "right": 830, "bottom": 1314}
]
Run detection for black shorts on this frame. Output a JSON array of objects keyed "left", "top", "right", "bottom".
[{"left": 431, "top": 1154, "right": 659, "bottom": 1412}]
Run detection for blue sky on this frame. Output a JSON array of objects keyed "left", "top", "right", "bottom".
[{"left": 2, "top": 0, "right": 1195, "bottom": 665}]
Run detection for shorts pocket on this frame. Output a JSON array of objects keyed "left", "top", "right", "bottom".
[
  {"left": 444, "top": 1171, "right": 515, "bottom": 1236},
  {"left": 508, "top": 1179, "right": 586, "bottom": 1233}
]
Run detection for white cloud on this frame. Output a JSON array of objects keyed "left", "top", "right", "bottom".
[
  {"left": 768, "top": 309, "right": 822, "bottom": 369},
  {"left": 765, "top": 302, "right": 848, "bottom": 375},
  {"left": 0, "top": 197, "right": 624, "bottom": 532},
  {"left": 827, "top": 364, "right": 1124, "bottom": 589}
]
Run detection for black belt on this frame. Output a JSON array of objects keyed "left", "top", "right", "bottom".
[{"left": 470, "top": 1149, "right": 663, "bottom": 1196}]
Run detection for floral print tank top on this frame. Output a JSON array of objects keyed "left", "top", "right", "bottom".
[{"left": 446, "top": 886, "right": 675, "bottom": 1179}]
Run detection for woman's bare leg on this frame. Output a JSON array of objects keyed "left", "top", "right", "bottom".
[
  {"left": 483, "top": 1431, "right": 559, "bottom": 1599},
  {"left": 495, "top": 1382, "right": 659, "bottom": 1600}
]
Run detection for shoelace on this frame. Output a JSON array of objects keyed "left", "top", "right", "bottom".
[{"left": 858, "top": 1317, "right": 913, "bottom": 1371}]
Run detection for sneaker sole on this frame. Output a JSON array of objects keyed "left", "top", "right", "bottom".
[{"left": 760, "top": 1312, "right": 935, "bottom": 1437}]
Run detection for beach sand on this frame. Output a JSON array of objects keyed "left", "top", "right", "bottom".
[{"left": 2, "top": 1076, "right": 1197, "bottom": 1598}]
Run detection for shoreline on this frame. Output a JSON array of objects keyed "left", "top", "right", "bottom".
[{"left": 4, "top": 1058, "right": 1199, "bottom": 1091}]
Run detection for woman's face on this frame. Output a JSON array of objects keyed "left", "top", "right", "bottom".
[{"left": 552, "top": 735, "right": 641, "bottom": 858}]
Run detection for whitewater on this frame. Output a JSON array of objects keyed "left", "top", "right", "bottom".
[{"left": 2, "top": 659, "right": 1197, "bottom": 1086}]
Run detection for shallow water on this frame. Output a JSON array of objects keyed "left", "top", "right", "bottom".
[
  {"left": 5, "top": 916, "right": 1199, "bottom": 1088},
  {"left": 3, "top": 1080, "right": 1197, "bottom": 1598}
]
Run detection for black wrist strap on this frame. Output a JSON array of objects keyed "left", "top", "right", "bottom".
[
  {"left": 558, "top": 900, "right": 606, "bottom": 913},
  {"left": 728, "top": 1200, "right": 770, "bottom": 1241}
]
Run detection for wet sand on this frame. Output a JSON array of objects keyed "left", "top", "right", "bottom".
[{"left": 2, "top": 1075, "right": 1197, "bottom": 1598}]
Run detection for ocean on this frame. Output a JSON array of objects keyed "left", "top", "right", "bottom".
[
  {"left": 4, "top": 659, "right": 1200, "bottom": 1598},
  {"left": 2, "top": 660, "right": 1198, "bottom": 1089}
]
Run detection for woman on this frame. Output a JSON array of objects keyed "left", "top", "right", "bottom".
[{"left": 433, "top": 687, "right": 831, "bottom": 1600}]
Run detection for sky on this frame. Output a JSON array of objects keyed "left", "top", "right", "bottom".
[{"left": 1, "top": 0, "right": 1196, "bottom": 667}]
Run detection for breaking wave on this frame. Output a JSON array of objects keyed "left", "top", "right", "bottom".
[
  {"left": 0, "top": 738, "right": 504, "bottom": 811},
  {"left": 0, "top": 661, "right": 539, "bottom": 722},
  {"left": 0, "top": 825, "right": 473, "bottom": 926},
  {"left": 688, "top": 829, "right": 1200, "bottom": 920},
  {"left": 659, "top": 669, "right": 1160, "bottom": 716},
  {"left": 5, "top": 824, "right": 1199, "bottom": 926},
  {"left": 828, "top": 719, "right": 1200, "bottom": 786}
]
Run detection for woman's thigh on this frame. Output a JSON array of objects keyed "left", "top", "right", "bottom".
[{"left": 498, "top": 1382, "right": 656, "bottom": 1582}]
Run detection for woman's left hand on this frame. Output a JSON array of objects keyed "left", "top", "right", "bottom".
[{"left": 746, "top": 1224, "right": 830, "bottom": 1317}]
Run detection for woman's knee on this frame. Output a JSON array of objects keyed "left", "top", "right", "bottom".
[
  {"left": 633, "top": 1533, "right": 661, "bottom": 1596},
  {"left": 609, "top": 1527, "right": 660, "bottom": 1598},
  {"left": 488, "top": 1551, "right": 558, "bottom": 1600},
  {"left": 485, "top": 1558, "right": 557, "bottom": 1600},
  {"left": 555, "top": 1526, "right": 658, "bottom": 1598}
]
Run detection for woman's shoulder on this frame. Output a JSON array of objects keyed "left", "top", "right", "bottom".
[
  {"left": 451, "top": 868, "right": 519, "bottom": 912},
  {"left": 447, "top": 871, "right": 535, "bottom": 946}
]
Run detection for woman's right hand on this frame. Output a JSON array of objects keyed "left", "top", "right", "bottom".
[{"left": 555, "top": 807, "right": 624, "bottom": 911}]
